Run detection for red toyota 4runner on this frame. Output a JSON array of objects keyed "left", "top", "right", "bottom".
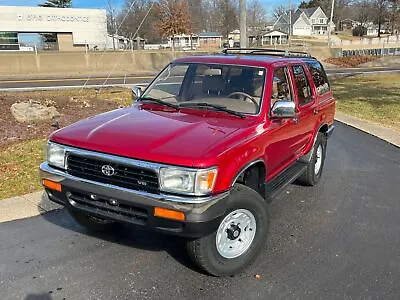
[{"left": 40, "top": 49, "right": 335, "bottom": 276}]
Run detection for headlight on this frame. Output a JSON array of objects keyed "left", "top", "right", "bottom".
[
  {"left": 159, "top": 167, "right": 217, "bottom": 196},
  {"left": 47, "top": 142, "right": 66, "bottom": 169}
]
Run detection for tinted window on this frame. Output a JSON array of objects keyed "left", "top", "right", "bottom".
[
  {"left": 292, "top": 65, "right": 312, "bottom": 106},
  {"left": 271, "top": 67, "right": 292, "bottom": 108},
  {"left": 306, "top": 61, "right": 330, "bottom": 95}
]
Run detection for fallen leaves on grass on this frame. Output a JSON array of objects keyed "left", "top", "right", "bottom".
[
  {"left": 0, "top": 87, "right": 131, "bottom": 147},
  {"left": 325, "top": 56, "right": 380, "bottom": 68}
]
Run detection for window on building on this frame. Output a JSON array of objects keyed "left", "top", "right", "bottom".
[
  {"left": 319, "top": 18, "right": 325, "bottom": 24},
  {"left": 271, "top": 67, "right": 292, "bottom": 108},
  {"left": 0, "top": 32, "right": 18, "bottom": 45},
  {"left": 292, "top": 65, "right": 312, "bottom": 105},
  {"left": 312, "top": 18, "right": 316, "bottom": 24},
  {"left": 306, "top": 61, "right": 330, "bottom": 95}
]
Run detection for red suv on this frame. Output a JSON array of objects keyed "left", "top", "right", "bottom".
[{"left": 40, "top": 49, "right": 335, "bottom": 276}]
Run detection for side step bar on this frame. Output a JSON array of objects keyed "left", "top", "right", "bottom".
[{"left": 265, "top": 161, "right": 307, "bottom": 202}]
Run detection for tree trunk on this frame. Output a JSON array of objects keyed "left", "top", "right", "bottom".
[{"left": 378, "top": 17, "right": 382, "bottom": 37}]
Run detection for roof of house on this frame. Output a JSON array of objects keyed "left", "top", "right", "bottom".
[
  {"left": 276, "top": 7, "right": 328, "bottom": 26},
  {"left": 297, "top": 7, "right": 319, "bottom": 18},
  {"left": 197, "top": 32, "right": 222, "bottom": 37}
]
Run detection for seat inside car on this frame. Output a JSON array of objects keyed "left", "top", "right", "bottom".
[{"left": 202, "top": 71, "right": 225, "bottom": 96}]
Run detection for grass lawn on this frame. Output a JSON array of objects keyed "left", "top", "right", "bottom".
[
  {"left": 332, "top": 73, "right": 400, "bottom": 129},
  {"left": 0, "top": 139, "right": 46, "bottom": 200}
]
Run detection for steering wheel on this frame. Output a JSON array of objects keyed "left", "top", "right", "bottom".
[{"left": 228, "top": 92, "right": 259, "bottom": 110}]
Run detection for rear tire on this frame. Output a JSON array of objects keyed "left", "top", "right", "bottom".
[
  {"left": 297, "top": 133, "right": 327, "bottom": 186},
  {"left": 68, "top": 208, "right": 115, "bottom": 232},
  {"left": 186, "top": 184, "right": 268, "bottom": 276}
]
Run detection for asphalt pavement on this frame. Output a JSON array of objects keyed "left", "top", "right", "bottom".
[
  {"left": 0, "top": 121, "right": 399, "bottom": 300},
  {"left": 0, "top": 66, "right": 400, "bottom": 91}
]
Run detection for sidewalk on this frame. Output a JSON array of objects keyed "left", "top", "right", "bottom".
[{"left": 0, "top": 112, "right": 398, "bottom": 223}]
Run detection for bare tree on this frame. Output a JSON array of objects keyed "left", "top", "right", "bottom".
[
  {"left": 247, "top": 0, "right": 268, "bottom": 28},
  {"left": 273, "top": 5, "right": 287, "bottom": 20},
  {"left": 218, "top": 0, "right": 239, "bottom": 38},
  {"left": 388, "top": 0, "right": 400, "bottom": 33},
  {"left": 373, "top": 0, "right": 389, "bottom": 36}
]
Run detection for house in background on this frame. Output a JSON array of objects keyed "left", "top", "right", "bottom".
[
  {"left": 167, "top": 32, "right": 222, "bottom": 49},
  {"left": 230, "top": 26, "right": 287, "bottom": 46},
  {"left": 248, "top": 30, "right": 288, "bottom": 46},
  {"left": 197, "top": 32, "right": 223, "bottom": 48},
  {"left": 274, "top": 7, "right": 335, "bottom": 36},
  {"left": 228, "top": 29, "right": 241, "bottom": 42},
  {"left": 339, "top": 19, "right": 360, "bottom": 31}
]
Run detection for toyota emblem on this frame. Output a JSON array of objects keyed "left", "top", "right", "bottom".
[{"left": 101, "top": 165, "right": 115, "bottom": 176}]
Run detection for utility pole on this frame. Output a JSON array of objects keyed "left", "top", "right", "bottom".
[
  {"left": 240, "top": 0, "right": 247, "bottom": 48},
  {"left": 289, "top": 0, "right": 292, "bottom": 46},
  {"left": 327, "top": 0, "right": 335, "bottom": 47}
]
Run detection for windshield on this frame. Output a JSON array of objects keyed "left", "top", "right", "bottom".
[{"left": 142, "top": 63, "right": 266, "bottom": 115}]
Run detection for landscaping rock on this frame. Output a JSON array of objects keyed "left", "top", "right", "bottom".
[{"left": 10, "top": 102, "right": 60, "bottom": 123}]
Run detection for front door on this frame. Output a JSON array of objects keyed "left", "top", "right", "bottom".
[{"left": 264, "top": 65, "right": 299, "bottom": 177}]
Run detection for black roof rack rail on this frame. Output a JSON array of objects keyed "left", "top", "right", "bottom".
[{"left": 221, "top": 48, "right": 313, "bottom": 58}]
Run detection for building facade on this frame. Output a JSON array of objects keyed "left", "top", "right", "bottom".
[
  {"left": 274, "top": 7, "right": 335, "bottom": 36},
  {"left": 168, "top": 32, "right": 222, "bottom": 49},
  {"left": 0, "top": 6, "right": 107, "bottom": 51}
]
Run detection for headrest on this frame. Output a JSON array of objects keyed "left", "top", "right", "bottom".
[
  {"left": 203, "top": 75, "right": 225, "bottom": 94},
  {"left": 203, "top": 68, "right": 222, "bottom": 76}
]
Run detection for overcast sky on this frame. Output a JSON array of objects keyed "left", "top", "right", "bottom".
[{"left": 0, "top": 0, "right": 301, "bottom": 11}]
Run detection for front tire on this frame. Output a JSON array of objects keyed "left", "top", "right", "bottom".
[
  {"left": 186, "top": 184, "right": 269, "bottom": 276},
  {"left": 297, "top": 132, "right": 327, "bottom": 186}
]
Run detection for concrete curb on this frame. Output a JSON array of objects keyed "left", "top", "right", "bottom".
[
  {"left": 0, "top": 112, "right": 398, "bottom": 224},
  {"left": 0, "top": 191, "right": 62, "bottom": 223}
]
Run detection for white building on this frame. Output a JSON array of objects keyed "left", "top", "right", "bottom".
[
  {"left": 167, "top": 32, "right": 222, "bottom": 49},
  {"left": 0, "top": 5, "right": 107, "bottom": 51},
  {"left": 274, "top": 7, "right": 335, "bottom": 36}
]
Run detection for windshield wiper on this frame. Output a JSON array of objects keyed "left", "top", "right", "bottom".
[
  {"left": 179, "top": 102, "right": 245, "bottom": 119},
  {"left": 138, "top": 96, "right": 179, "bottom": 110}
]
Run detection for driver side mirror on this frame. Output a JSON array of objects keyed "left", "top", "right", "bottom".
[
  {"left": 270, "top": 100, "right": 296, "bottom": 118},
  {"left": 131, "top": 86, "right": 143, "bottom": 102}
]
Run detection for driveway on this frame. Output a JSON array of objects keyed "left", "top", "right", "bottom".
[{"left": 0, "top": 122, "right": 399, "bottom": 300}]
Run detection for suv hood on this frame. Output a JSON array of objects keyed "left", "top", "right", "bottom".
[{"left": 50, "top": 105, "right": 250, "bottom": 167}]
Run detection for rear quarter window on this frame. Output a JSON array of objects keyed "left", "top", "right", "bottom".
[{"left": 306, "top": 61, "right": 330, "bottom": 95}]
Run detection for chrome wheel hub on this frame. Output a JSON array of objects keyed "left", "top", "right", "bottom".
[
  {"left": 314, "top": 144, "right": 323, "bottom": 175},
  {"left": 216, "top": 209, "right": 256, "bottom": 259}
]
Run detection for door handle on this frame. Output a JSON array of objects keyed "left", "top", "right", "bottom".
[{"left": 313, "top": 108, "right": 319, "bottom": 115}]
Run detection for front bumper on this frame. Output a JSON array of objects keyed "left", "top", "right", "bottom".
[{"left": 40, "top": 162, "right": 230, "bottom": 238}]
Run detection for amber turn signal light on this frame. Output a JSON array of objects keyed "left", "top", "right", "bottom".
[
  {"left": 154, "top": 207, "right": 185, "bottom": 221},
  {"left": 42, "top": 179, "right": 62, "bottom": 192}
]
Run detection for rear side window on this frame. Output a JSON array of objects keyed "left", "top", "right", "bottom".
[
  {"left": 306, "top": 61, "right": 330, "bottom": 95},
  {"left": 292, "top": 65, "right": 312, "bottom": 106}
]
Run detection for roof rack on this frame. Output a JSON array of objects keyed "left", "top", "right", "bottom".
[{"left": 221, "top": 48, "right": 313, "bottom": 58}]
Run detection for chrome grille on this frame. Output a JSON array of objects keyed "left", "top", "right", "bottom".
[{"left": 66, "top": 153, "right": 159, "bottom": 194}]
